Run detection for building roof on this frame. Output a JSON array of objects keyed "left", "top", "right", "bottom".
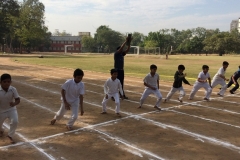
[{"left": 50, "top": 36, "right": 81, "bottom": 41}]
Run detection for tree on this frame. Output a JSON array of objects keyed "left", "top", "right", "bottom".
[
  {"left": 94, "top": 25, "right": 124, "bottom": 52},
  {"left": 15, "top": 0, "right": 50, "bottom": 53},
  {"left": 0, "top": 0, "right": 20, "bottom": 49},
  {"left": 81, "top": 36, "right": 96, "bottom": 52},
  {"left": 131, "top": 32, "right": 145, "bottom": 47}
]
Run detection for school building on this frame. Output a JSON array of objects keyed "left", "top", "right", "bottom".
[
  {"left": 230, "top": 18, "right": 240, "bottom": 32},
  {"left": 49, "top": 36, "right": 82, "bottom": 53}
]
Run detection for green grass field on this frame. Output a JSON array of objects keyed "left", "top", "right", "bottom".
[{"left": 11, "top": 54, "right": 240, "bottom": 83}]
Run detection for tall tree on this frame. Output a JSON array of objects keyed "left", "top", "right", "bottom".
[
  {"left": 81, "top": 36, "right": 96, "bottom": 52},
  {"left": 131, "top": 32, "right": 145, "bottom": 47},
  {"left": 15, "top": 0, "right": 50, "bottom": 52},
  {"left": 0, "top": 0, "right": 20, "bottom": 47},
  {"left": 94, "top": 25, "right": 124, "bottom": 52}
]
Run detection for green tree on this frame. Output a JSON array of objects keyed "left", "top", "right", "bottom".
[
  {"left": 94, "top": 25, "right": 124, "bottom": 52},
  {"left": 15, "top": 0, "right": 50, "bottom": 53},
  {"left": 0, "top": 0, "right": 20, "bottom": 49},
  {"left": 82, "top": 36, "right": 96, "bottom": 52},
  {"left": 131, "top": 32, "right": 145, "bottom": 47}
]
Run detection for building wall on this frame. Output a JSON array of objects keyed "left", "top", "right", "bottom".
[
  {"left": 238, "top": 18, "right": 240, "bottom": 33},
  {"left": 230, "top": 18, "right": 240, "bottom": 33},
  {"left": 49, "top": 36, "right": 82, "bottom": 53}
]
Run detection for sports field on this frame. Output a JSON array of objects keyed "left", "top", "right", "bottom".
[{"left": 0, "top": 53, "right": 240, "bottom": 160}]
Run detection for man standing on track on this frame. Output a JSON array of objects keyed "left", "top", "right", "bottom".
[{"left": 114, "top": 37, "right": 132, "bottom": 99}]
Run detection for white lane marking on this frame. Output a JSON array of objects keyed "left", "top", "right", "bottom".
[
  {"left": 2, "top": 124, "right": 55, "bottom": 160},
  {"left": 3, "top": 96, "right": 165, "bottom": 160},
  {"left": 14, "top": 81, "right": 240, "bottom": 153}
]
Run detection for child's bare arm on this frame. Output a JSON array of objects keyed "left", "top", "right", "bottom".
[
  {"left": 232, "top": 75, "right": 237, "bottom": 84},
  {"left": 10, "top": 98, "right": 20, "bottom": 107},
  {"left": 79, "top": 95, "right": 84, "bottom": 115}
]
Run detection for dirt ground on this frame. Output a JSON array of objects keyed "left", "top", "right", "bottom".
[{"left": 0, "top": 56, "right": 240, "bottom": 160}]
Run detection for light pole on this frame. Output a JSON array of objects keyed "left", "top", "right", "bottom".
[{"left": 2, "top": 38, "right": 5, "bottom": 54}]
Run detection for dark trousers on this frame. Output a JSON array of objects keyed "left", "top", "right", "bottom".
[
  {"left": 117, "top": 70, "right": 125, "bottom": 96},
  {"left": 227, "top": 78, "right": 239, "bottom": 92}
]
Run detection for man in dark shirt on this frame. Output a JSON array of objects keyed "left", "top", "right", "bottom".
[
  {"left": 164, "top": 65, "right": 191, "bottom": 103},
  {"left": 227, "top": 66, "right": 240, "bottom": 94},
  {"left": 114, "top": 37, "right": 132, "bottom": 99}
]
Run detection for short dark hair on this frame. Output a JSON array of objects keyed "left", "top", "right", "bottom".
[
  {"left": 1, "top": 73, "right": 11, "bottom": 82},
  {"left": 202, "top": 65, "right": 209, "bottom": 70},
  {"left": 73, "top": 69, "right": 84, "bottom": 77},
  {"left": 110, "top": 68, "right": 118, "bottom": 74},
  {"left": 178, "top": 65, "right": 185, "bottom": 70},
  {"left": 223, "top": 61, "right": 229, "bottom": 65},
  {"left": 150, "top": 64, "right": 157, "bottom": 69}
]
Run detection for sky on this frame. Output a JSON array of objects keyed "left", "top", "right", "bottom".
[{"left": 20, "top": 0, "right": 240, "bottom": 36}]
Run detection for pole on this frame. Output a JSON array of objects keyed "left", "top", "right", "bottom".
[{"left": 3, "top": 38, "right": 5, "bottom": 54}]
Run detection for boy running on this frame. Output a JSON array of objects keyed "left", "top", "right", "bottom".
[
  {"left": 138, "top": 64, "right": 162, "bottom": 111},
  {"left": 164, "top": 65, "right": 191, "bottom": 103},
  {"left": 227, "top": 66, "right": 240, "bottom": 94},
  {"left": 189, "top": 65, "right": 212, "bottom": 101},
  {"left": 0, "top": 74, "right": 20, "bottom": 144},
  {"left": 101, "top": 69, "right": 124, "bottom": 117},
  {"left": 51, "top": 69, "right": 85, "bottom": 130},
  {"left": 211, "top": 61, "right": 229, "bottom": 96}
]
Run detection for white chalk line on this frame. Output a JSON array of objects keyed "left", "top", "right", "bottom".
[
  {"left": 1, "top": 124, "right": 55, "bottom": 160},
  {"left": 1, "top": 96, "right": 165, "bottom": 160},
  {"left": 12, "top": 78, "right": 240, "bottom": 132},
  {"left": 2, "top": 66, "right": 240, "bottom": 103},
  {"left": 1, "top": 62, "right": 239, "bottom": 97},
  {"left": 5, "top": 67, "right": 240, "bottom": 106},
  {"left": 138, "top": 116, "right": 240, "bottom": 152},
  {"left": 16, "top": 77, "right": 240, "bottom": 117},
  {"left": 42, "top": 68, "right": 239, "bottom": 95},
  {"left": 13, "top": 80, "right": 240, "bottom": 153},
  {"left": 2, "top": 66, "right": 233, "bottom": 97},
  {"left": 168, "top": 110, "right": 240, "bottom": 129},
  {"left": 3, "top": 70, "right": 240, "bottom": 128},
  {"left": 2, "top": 69, "right": 240, "bottom": 153},
  {"left": 5, "top": 69, "right": 240, "bottom": 115}
]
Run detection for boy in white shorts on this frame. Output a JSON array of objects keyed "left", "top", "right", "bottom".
[
  {"left": 211, "top": 61, "right": 229, "bottom": 96},
  {"left": 51, "top": 69, "right": 85, "bottom": 130},
  {"left": 101, "top": 69, "right": 124, "bottom": 117},
  {"left": 189, "top": 65, "right": 212, "bottom": 101},
  {"left": 138, "top": 64, "right": 162, "bottom": 111},
  {"left": 0, "top": 74, "right": 20, "bottom": 144},
  {"left": 164, "top": 65, "right": 192, "bottom": 103}
]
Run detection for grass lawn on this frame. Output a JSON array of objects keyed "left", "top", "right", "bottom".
[{"left": 10, "top": 53, "right": 240, "bottom": 83}]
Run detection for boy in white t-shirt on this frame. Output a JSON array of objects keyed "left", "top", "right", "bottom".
[
  {"left": 189, "top": 65, "right": 212, "bottom": 101},
  {"left": 211, "top": 61, "right": 229, "bottom": 96},
  {"left": 138, "top": 64, "right": 162, "bottom": 111},
  {"left": 101, "top": 69, "right": 124, "bottom": 117},
  {"left": 51, "top": 69, "right": 85, "bottom": 130},
  {"left": 0, "top": 74, "right": 20, "bottom": 144}
]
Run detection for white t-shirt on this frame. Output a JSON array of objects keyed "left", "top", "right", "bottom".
[
  {"left": 62, "top": 79, "right": 85, "bottom": 103},
  {"left": 143, "top": 73, "right": 159, "bottom": 89},
  {"left": 197, "top": 71, "right": 210, "bottom": 83},
  {"left": 0, "top": 86, "right": 19, "bottom": 113},
  {"left": 213, "top": 67, "right": 225, "bottom": 81},
  {"left": 104, "top": 78, "right": 123, "bottom": 95}
]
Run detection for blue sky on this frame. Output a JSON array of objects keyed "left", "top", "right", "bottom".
[{"left": 21, "top": 0, "right": 240, "bottom": 36}]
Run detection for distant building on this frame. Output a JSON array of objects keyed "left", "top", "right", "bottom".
[
  {"left": 78, "top": 32, "right": 91, "bottom": 37},
  {"left": 49, "top": 36, "right": 81, "bottom": 53},
  {"left": 230, "top": 18, "right": 240, "bottom": 32}
]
